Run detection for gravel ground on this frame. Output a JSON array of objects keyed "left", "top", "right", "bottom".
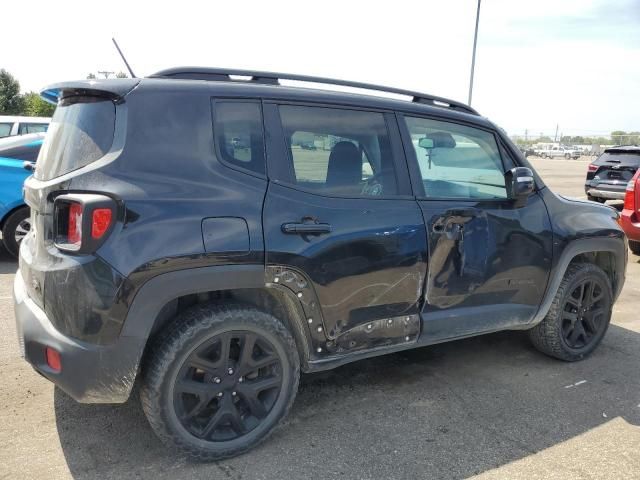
[{"left": 0, "top": 156, "right": 638, "bottom": 479}]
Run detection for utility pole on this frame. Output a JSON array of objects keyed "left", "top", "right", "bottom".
[
  {"left": 468, "top": 0, "right": 482, "bottom": 106},
  {"left": 554, "top": 124, "right": 559, "bottom": 142},
  {"left": 525, "top": 129, "right": 528, "bottom": 142},
  {"left": 97, "top": 70, "right": 114, "bottom": 79}
]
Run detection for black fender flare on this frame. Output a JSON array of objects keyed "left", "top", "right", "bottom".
[{"left": 530, "top": 236, "right": 626, "bottom": 325}]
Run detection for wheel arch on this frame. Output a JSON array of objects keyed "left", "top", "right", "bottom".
[
  {"left": 122, "top": 264, "right": 314, "bottom": 399},
  {"left": 0, "top": 202, "right": 28, "bottom": 229},
  {"left": 531, "top": 237, "right": 626, "bottom": 325}
]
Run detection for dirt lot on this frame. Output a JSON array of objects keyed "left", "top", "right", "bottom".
[{"left": 0, "top": 157, "right": 638, "bottom": 479}]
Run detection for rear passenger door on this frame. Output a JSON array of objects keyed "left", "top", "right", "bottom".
[
  {"left": 399, "top": 114, "right": 553, "bottom": 342},
  {"left": 262, "top": 103, "right": 427, "bottom": 354}
]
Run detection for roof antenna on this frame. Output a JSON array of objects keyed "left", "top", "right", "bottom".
[{"left": 112, "top": 37, "right": 137, "bottom": 78}]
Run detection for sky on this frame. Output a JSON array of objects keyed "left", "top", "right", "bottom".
[{"left": 2, "top": 0, "right": 639, "bottom": 137}]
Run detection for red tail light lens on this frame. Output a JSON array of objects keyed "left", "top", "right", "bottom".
[
  {"left": 91, "top": 208, "right": 113, "bottom": 239},
  {"left": 624, "top": 173, "right": 639, "bottom": 212},
  {"left": 67, "top": 202, "right": 83, "bottom": 246},
  {"left": 587, "top": 164, "right": 598, "bottom": 172}
]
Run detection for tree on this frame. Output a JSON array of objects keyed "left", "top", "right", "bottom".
[
  {"left": 87, "top": 73, "right": 97, "bottom": 79},
  {"left": 115, "top": 71, "right": 128, "bottom": 78},
  {"left": 0, "top": 69, "right": 25, "bottom": 114},
  {"left": 611, "top": 131, "right": 627, "bottom": 145},
  {"left": 22, "top": 92, "right": 55, "bottom": 117}
]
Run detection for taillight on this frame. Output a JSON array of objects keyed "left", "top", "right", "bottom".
[
  {"left": 587, "top": 164, "right": 598, "bottom": 173},
  {"left": 67, "top": 202, "right": 83, "bottom": 246},
  {"left": 91, "top": 208, "right": 113, "bottom": 239},
  {"left": 54, "top": 194, "right": 117, "bottom": 253},
  {"left": 623, "top": 170, "right": 640, "bottom": 212}
]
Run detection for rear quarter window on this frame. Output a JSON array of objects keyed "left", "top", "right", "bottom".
[{"left": 35, "top": 97, "right": 115, "bottom": 181}]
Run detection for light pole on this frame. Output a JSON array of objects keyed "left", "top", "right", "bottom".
[{"left": 468, "top": 0, "right": 482, "bottom": 106}]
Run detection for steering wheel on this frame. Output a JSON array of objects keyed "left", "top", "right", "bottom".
[{"left": 361, "top": 173, "right": 384, "bottom": 196}]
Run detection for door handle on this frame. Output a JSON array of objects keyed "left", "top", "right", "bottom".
[{"left": 282, "top": 222, "right": 332, "bottom": 235}]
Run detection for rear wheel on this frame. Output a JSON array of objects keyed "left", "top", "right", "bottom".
[
  {"left": 140, "top": 304, "right": 299, "bottom": 460},
  {"left": 565, "top": 153, "right": 571, "bottom": 159},
  {"left": 629, "top": 240, "right": 640, "bottom": 255},
  {"left": 529, "top": 263, "right": 612, "bottom": 361},
  {"left": 2, "top": 207, "right": 30, "bottom": 258}
]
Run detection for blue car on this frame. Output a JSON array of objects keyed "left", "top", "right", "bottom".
[{"left": 0, "top": 133, "right": 44, "bottom": 257}]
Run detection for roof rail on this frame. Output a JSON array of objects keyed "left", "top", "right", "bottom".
[{"left": 150, "top": 67, "right": 479, "bottom": 115}]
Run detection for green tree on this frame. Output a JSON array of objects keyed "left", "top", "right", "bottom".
[
  {"left": 115, "top": 71, "right": 128, "bottom": 78},
  {"left": 22, "top": 92, "right": 55, "bottom": 117},
  {"left": 0, "top": 69, "right": 25, "bottom": 114},
  {"left": 611, "top": 130, "right": 627, "bottom": 145}
]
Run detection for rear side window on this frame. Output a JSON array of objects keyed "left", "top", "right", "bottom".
[
  {"left": 213, "top": 101, "right": 265, "bottom": 176},
  {"left": 278, "top": 105, "right": 398, "bottom": 197},
  {"left": 18, "top": 123, "right": 48, "bottom": 135},
  {"left": 0, "top": 123, "right": 12, "bottom": 138},
  {"left": 404, "top": 116, "right": 507, "bottom": 199},
  {"left": 35, "top": 97, "right": 115, "bottom": 181}
]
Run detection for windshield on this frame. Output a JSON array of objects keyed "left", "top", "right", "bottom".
[{"left": 35, "top": 96, "right": 115, "bottom": 180}]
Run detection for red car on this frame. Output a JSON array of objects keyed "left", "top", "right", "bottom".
[{"left": 621, "top": 169, "right": 640, "bottom": 255}]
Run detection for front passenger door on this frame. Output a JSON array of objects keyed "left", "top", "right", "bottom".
[{"left": 399, "top": 114, "right": 553, "bottom": 343}]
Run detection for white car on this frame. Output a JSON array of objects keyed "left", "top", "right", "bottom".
[
  {"left": 539, "top": 145, "right": 581, "bottom": 159},
  {"left": 0, "top": 115, "right": 50, "bottom": 138}
]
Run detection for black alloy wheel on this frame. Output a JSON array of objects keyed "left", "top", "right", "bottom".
[
  {"left": 141, "top": 304, "right": 299, "bottom": 460},
  {"left": 560, "top": 278, "right": 607, "bottom": 350},
  {"left": 173, "top": 331, "right": 283, "bottom": 441}
]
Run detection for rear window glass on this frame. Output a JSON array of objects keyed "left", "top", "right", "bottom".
[
  {"left": 595, "top": 152, "right": 640, "bottom": 166},
  {"left": 35, "top": 97, "right": 115, "bottom": 180}
]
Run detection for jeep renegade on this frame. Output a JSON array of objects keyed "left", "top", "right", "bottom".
[{"left": 14, "top": 68, "right": 627, "bottom": 460}]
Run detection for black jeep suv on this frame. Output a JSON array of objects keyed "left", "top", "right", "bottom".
[{"left": 14, "top": 68, "right": 627, "bottom": 460}]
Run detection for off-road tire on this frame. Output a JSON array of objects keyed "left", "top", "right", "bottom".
[
  {"left": 2, "top": 207, "right": 30, "bottom": 258},
  {"left": 140, "top": 304, "right": 300, "bottom": 460},
  {"left": 629, "top": 240, "right": 640, "bottom": 255},
  {"left": 528, "top": 263, "right": 612, "bottom": 361}
]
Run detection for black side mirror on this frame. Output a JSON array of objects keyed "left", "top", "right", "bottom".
[
  {"left": 505, "top": 167, "right": 535, "bottom": 207},
  {"left": 23, "top": 161, "right": 36, "bottom": 172}
]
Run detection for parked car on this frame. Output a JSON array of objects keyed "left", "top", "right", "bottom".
[
  {"left": 518, "top": 145, "right": 535, "bottom": 157},
  {"left": 620, "top": 169, "right": 640, "bottom": 255},
  {"left": 0, "top": 133, "right": 44, "bottom": 256},
  {"left": 14, "top": 70, "right": 626, "bottom": 460},
  {"left": 0, "top": 116, "right": 50, "bottom": 138},
  {"left": 585, "top": 146, "right": 640, "bottom": 203},
  {"left": 540, "top": 145, "right": 580, "bottom": 159}
]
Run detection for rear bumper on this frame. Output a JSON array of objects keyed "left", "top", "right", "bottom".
[
  {"left": 13, "top": 271, "right": 144, "bottom": 403},
  {"left": 585, "top": 186, "right": 626, "bottom": 200}
]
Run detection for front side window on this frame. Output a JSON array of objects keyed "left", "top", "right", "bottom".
[
  {"left": 278, "top": 105, "right": 397, "bottom": 197},
  {"left": 404, "top": 116, "right": 507, "bottom": 199},
  {"left": 213, "top": 101, "right": 265, "bottom": 176}
]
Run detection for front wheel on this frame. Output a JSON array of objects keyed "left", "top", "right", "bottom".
[
  {"left": 529, "top": 263, "right": 612, "bottom": 361},
  {"left": 140, "top": 304, "right": 300, "bottom": 460},
  {"left": 2, "top": 207, "right": 30, "bottom": 258}
]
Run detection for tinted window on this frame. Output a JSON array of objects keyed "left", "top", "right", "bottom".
[
  {"left": 0, "top": 143, "right": 42, "bottom": 162},
  {"left": 595, "top": 152, "right": 640, "bottom": 167},
  {"left": 213, "top": 102, "right": 265, "bottom": 175},
  {"left": 278, "top": 105, "right": 397, "bottom": 197},
  {"left": 0, "top": 123, "right": 12, "bottom": 138},
  {"left": 18, "top": 123, "right": 48, "bottom": 135},
  {"left": 35, "top": 97, "right": 115, "bottom": 181},
  {"left": 404, "top": 116, "right": 506, "bottom": 199}
]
